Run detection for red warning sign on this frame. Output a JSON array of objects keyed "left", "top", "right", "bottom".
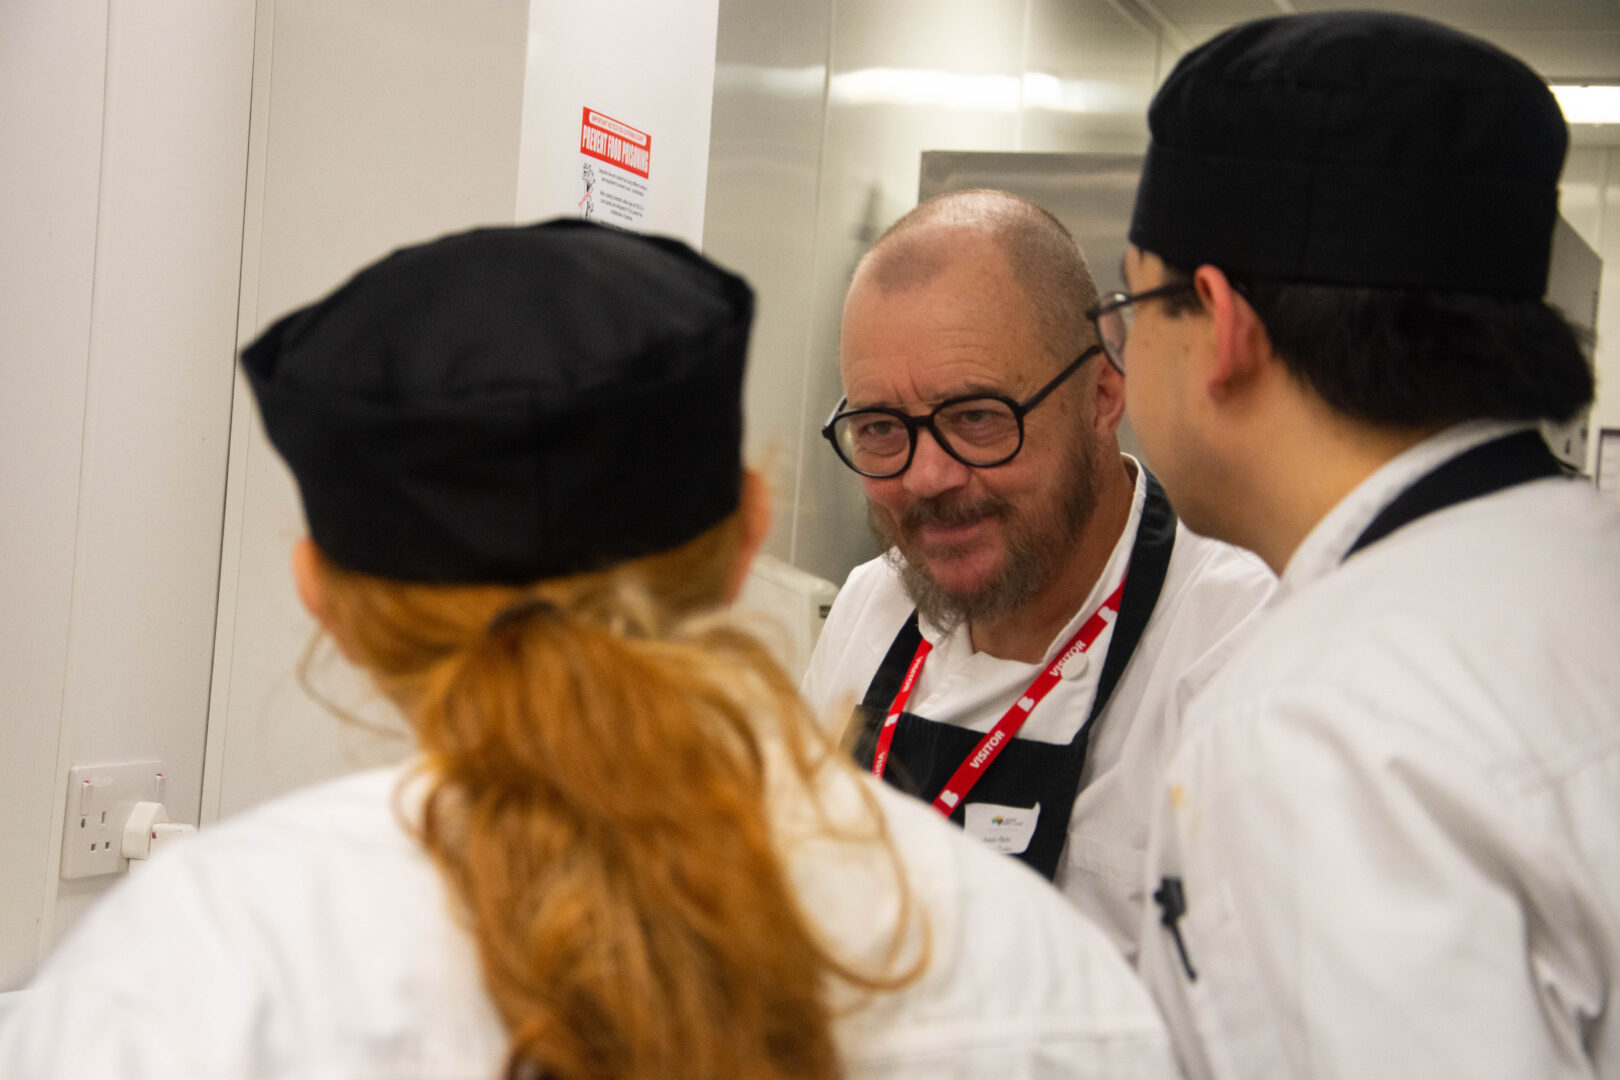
[{"left": 579, "top": 108, "right": 651, "bottom": 180}]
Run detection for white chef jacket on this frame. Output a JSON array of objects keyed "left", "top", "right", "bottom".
[
  {"left": 802, "top": 459, "right": 1276, "bottom": 960},
  {"left": 1139, "top": 421, "right": 1620, "bottom": 1080},
  {"left": 0, "top": 751, "right": 1179, "bottom": 1078}
]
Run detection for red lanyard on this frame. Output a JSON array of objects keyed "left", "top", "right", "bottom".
[{"left": 871, "top": 577, "right": 1127, "bottom": 816}]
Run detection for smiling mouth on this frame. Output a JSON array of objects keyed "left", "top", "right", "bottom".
[
  {"left": 873, "top": 494, "right": 1012, "bottom": 562},
  {"left": 903, "top": 501, "right": 1008, "bottom": 556},
  {"left": 916, "top": 517, "right": 990, "bottom": 547}
]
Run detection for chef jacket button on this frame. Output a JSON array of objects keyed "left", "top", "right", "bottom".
[{"left": 1061, "top": 652, "right": 1089, "bottom": 680}]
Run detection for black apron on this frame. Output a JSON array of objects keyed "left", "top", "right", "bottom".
[
  {"left": 1154, "top": 428, "right": 1570, "bottom": 980},
  {"left": 847, "top": 472, "right": 1178, "bottom": 880}
]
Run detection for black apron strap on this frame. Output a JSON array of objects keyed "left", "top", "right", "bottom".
[
  {"left": 1025, "top": 470, "right": 1177, "bottom": 873},
  {"left": 1085, "top": 469, "right": 1178, "bottom": 735},
  {"left": 1346, "top": 430, "right": 1567, "bottom": 560},
  {"left": 858, "top": 610, "right": 923, "bottom": 717}
]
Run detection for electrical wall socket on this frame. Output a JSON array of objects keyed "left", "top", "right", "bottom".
[{"left": 61, "top": 761, "right": 169, "bottom": 880}]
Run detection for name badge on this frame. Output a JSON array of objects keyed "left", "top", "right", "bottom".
[{"left": 964, "top": 801, "right": 1040, "bottom": 855}]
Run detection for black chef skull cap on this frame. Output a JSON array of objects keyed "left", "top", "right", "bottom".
[
  {"left": 242, "top": 219, "right": 754, "bottom": 584},
  {"left": 1129, "top": 11, "right": 1568, "bottom": 297}
]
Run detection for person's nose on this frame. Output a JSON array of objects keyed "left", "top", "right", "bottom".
[{"left": 902, "top": 426, "right": 971, "bottom": 498}]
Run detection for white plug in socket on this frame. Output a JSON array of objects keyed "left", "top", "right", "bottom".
[
  {"left": 121, "top": 801, "right": 195, "bottom": 867},
  {"left": 61, "top": 761, "right": 182, "bottom": 879}
]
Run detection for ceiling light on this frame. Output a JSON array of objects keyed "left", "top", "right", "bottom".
[
  {"left": 829, "top": 68, "right": 1021, "bottom": 112},
  {"left": 1550, "top": 84, "right": 1620, "bottom": 125}
]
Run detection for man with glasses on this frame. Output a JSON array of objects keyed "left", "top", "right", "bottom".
[
  {"left": 1120, "top": 13, "right": 1620, "bottom": 1079},
  {"left": 802, "top": 189, "right": 1273, "bottom": 960}
]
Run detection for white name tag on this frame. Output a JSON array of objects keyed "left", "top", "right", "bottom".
[{"left": 964, "top": 801, "right": 1040, "bottom": 855}]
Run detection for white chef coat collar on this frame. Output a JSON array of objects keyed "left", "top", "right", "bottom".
[
  {"left": 1279, "top": 419, "right": 1536, "bottom": 597},
  {"left": 915, "top": 455, "right": 1147, "bottom": 670}
]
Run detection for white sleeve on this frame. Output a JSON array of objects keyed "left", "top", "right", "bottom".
[{"left": 1140, "top": 684, "right": 1602, "bottom": 1080}]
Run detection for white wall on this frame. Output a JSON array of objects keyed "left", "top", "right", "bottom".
[
  {"left": 0, "top": 3, "right": 108, "bottom": 989},
  {"left": 203, "top": 0, "right": 533, "bottom": 826},
  {"left": 0, "top": 0, "right": 255, "bottom": 984},
  {"left": 204, "top": 0, "right": 725, "bottom": 826}
]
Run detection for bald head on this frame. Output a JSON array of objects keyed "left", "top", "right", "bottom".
[{"left": 855, "top": 190, "right": 1099, "bottom": 363}]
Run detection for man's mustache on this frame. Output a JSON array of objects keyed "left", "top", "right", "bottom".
[{"left": 897, "top": 494, "right": 1012, "bottom": 533}]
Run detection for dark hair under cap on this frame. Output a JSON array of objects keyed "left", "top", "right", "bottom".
[
  {"left": 1130, "top": 11, "right": 1568, "bottom": 297},
  {"left": 242, "top": 219, "right": 754, "bottom": 584}
]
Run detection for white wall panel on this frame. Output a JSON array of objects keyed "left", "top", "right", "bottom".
[
  {"left": 46, "top": 0, "right": 258, "bottom": 952},
  {"left": 207, "top": 0, "right": 530, "bottom": 823},
  {"left": 0, "top": 2, "right": 108, "bottom": 990},
  {"left": 0, "top": 0, "right": 258, "bottom": 972}
]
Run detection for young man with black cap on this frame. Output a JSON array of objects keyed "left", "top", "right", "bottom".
[
  {"left": 805, "top": 189, "right": 1274, "bottom": 962},
  {"left": 1114, "top": 11, "right": 1620, "bottom": 1078}
]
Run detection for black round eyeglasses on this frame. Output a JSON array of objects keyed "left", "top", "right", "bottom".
[{"left": 821, "top": 345, "right": 1103, "bottom": 479}]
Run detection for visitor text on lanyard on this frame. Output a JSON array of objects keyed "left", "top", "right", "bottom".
[{"left": 871, "top": 577, "right": 1127, "bottom": 816}]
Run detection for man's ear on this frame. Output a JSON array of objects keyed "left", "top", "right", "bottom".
[
  {"left": 1090, "top": 347, "right": 1126, "bottom": 438},
  {"left": 1193, "top": 265, "right": 1270, "bottom": 399}
]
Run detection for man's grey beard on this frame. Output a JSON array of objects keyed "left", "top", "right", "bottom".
[{"left": 868, "top": 441, "right": 1101, "bottom": 631}]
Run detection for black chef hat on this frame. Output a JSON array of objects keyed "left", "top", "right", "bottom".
[
  {"left": 1129, "top": 11, "right": 1568, "bottom": 297},
  {"left": 242, "top": 219, "right": 754, "bottom": 584}
]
